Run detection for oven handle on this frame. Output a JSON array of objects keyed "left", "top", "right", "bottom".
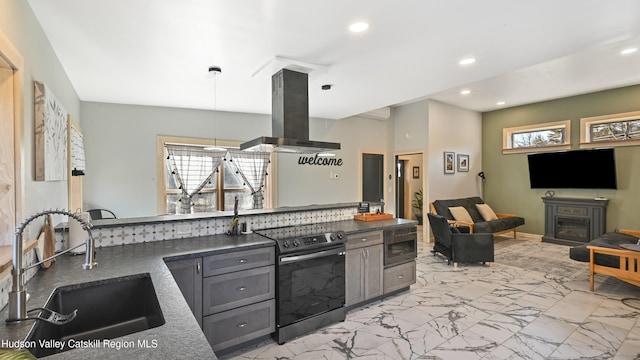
[{"left": 279, "top": 247, "right": 345, "bottom": 264}]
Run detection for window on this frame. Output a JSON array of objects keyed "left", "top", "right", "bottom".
[
  {"left": 580, "top": 111, "right": 640, "bottom": 148},
  {"left": 502, "top": 120, "right": 571, "bottom": 154},
  {"left": 157, "top": 136, "right": 274, "bottom": 214}
]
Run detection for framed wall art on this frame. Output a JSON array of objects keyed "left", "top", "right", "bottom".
[
  {"left": 457, "top": 154, "right": 469, "bottom": 172},
  {"left": 412, "top": 166, "right": 420, "bottom": 179},
  {"left": 35, "top": 81, "right": 68, "bottom": 181},
  {"left": 444, "top": 151, "right": 455, "bottom": 174}
]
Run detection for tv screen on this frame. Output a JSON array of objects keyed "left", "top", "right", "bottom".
[{"left": 527, "top": 148, "right": 617, "bottom": 189}]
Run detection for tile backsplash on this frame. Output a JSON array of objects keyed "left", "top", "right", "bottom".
[{"left": 55, "top": 205, "right": 380, "bottom": 251}]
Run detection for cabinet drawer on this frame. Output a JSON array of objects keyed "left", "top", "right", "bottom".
[
  {"left": 203, "top": 299, "right": 275, "bottom": 352},
  {"left": 203, "top": 266, "right": 275, "bottom": 315},
  {"left": 203, "top": 246, "right": 275, "bottom": 276},
  {"left": 346, "top": 230, "right": 383, "bottom": 250},
  {"left": 383, "top": 260, "right": 416, "bottom": 294}
]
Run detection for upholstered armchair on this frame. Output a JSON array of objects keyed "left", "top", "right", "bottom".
[{"left": 427, "top": 213, "right": 494, "bottom": 268}]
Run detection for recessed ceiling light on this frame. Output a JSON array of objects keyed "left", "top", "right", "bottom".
[
  {"left": 497, "top": 101, "right": 506, "bottom": 106},
  {"left": 620, "top": 47, "right": 638, "bottom": 55},
  {"left": 459, "top": 57, "right": 476, "bottom": 65},
  {"left": 460, "top": 89, "right": 471, "bottom": 95},
  {"left": 349, "top": 22, "right": 369, "bottom": 33}
]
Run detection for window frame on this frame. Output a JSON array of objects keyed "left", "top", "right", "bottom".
[
  {"left": 580, "top": 110, "right": 640, "bottom": 149},
  {"left": 502, "top": 120, "right": 571, "bottom": 154},
  {"left": 156, "top": 135, "right": 275, "bottom": 214}
]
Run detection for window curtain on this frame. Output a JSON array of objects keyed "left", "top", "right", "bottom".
[
  {"left": 166, "top": 145, "right": 227, "bottom": 214},
  {"left": 228, "top": 150, "right": 270, "bottom": 209}
]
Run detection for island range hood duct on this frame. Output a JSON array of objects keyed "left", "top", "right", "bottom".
[{"left": 240, "top": 68, "right": 341, "bottom": 153}]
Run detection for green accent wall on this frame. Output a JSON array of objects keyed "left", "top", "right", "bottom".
[{"left": 482, "top": 84, "right": 640, "bottom": 235}]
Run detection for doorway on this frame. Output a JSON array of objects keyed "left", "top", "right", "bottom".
[{"left": 395, "top": 153, "right": 423, "bottom": 223}]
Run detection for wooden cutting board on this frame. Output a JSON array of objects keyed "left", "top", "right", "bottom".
[
  {"left": 41, "top": 214, "right": 56, "bottom": 268},
  {"left": 354, "top": 213, "right": 394, "bottom": 221}
]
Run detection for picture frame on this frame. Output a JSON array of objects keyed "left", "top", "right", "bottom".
[
  {"left": 412, "top": 166, "right": 420, "bottom": 179},
  {"left": 457, "top": 154, "right": 469, "bottom": 172},
  {"left": 444, "top": 152, "right": 455, "bottom": 174}
]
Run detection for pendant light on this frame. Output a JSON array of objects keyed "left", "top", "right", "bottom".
[
  {"left": 318, "top": 84, "right": 335, "bottom": 157},
  {"left": 205, "top": 66, "right": 227, "bottom": 151}
]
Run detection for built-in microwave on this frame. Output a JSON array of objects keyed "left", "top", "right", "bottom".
[{"left": 383, "top": 226, "right": 417, "bottom": 266}]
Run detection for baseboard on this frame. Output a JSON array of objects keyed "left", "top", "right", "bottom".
[{"left": 513, "top": 232, "right": 542, "bottom": 241}]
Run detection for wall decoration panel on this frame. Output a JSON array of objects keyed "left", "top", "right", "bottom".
[
  {"left": 35, "top": 81, "right": 67, "bottom": 181},
  {"left": 0, "top": 68, "right": 15, "bottom": 246}
]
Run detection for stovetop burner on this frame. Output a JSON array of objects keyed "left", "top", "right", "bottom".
[{"left": 255, "top": 223, "right": 346, "bottom": 254}]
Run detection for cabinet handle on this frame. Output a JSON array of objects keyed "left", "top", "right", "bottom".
[
  {"left": 398, "top": 274, "right": 404, "bottom": 279},
  {"left": 236, "top": 286, "right": 247, "bottom": 292},
  {"left": 361, "top": 238, "right": 367, "bottom": 242},
  {"left": 237, "top": 322, "right": 247, "bottom": 328},
  {"left": 196, "top": 262, "right": 201, "bottom": 274},
  {"left": 238, "top": 259, "right": 247, "bottom": 263}
]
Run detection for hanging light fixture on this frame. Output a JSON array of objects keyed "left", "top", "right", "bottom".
[
  {"left": 318, "top": 84, "right": 336, "bottom": 157},
  {"left": 205, "top": 66, "right": 227, "bottom": 151}
]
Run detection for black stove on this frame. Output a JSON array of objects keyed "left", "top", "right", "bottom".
[
  {"left": 255, "top": 223, "right": 347, "bottom": 344},
  {"left": 255, "top": 223, "right": 346, "bottom": 254}
]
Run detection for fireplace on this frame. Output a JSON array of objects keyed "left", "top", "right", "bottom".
[
  {"left": 555, "top": 217, "right": 589, "bottom": 242},
  {"left": 542, "top": 197, "right": 608, "bottom": 246}
]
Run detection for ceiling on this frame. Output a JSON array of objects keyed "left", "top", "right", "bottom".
[{"left": 27, "top": 0, "right": 640, "bottom": 120}]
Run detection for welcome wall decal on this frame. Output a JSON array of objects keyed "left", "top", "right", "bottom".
[{"left": 298, "top": 154, "right": 343, "bottom": 166}]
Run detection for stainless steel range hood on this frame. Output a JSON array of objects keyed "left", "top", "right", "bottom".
[{"left": 240, "top": 69, "right": 341, "bottom": 153}]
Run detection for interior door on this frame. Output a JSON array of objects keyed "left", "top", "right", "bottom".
[{"left": 362, "top": 153, "right": 384, "bottom": 204}]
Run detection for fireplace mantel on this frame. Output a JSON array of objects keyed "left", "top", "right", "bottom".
[{"left": 541, "top": 197, "right": 609, "bottom": 246}]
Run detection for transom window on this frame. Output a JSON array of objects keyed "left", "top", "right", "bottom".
[
  {"left": 580, "top": 111, "right": 640, "bottom": 149},
  {"left": 503, "top": 120, "right": 571, "bottom": 154}
]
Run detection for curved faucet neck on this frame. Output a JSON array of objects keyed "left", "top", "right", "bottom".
[{"left": 7, "top": 209, "right": 97, "bottom": 323}]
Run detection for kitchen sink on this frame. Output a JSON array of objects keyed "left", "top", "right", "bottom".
[{"left": 25, "top": 273, "right": 165, "bottom": 358}]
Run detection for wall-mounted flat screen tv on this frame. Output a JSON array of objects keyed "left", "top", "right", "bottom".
[{"left": 527, "top": 148, "right": 617, "bottom": 189}]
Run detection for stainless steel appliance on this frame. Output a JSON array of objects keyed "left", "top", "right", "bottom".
[
  {"left": 383, "top": 226, "right": 418, "bottom": 266},
  {"left": 255, "top": 224, "right": 346, "bottom": 344}
]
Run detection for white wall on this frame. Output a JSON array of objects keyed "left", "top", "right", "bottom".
[
  {"left": 81, "top": 102, "right": 392, "bottom": 217},
  {"left": 277, "top": 115, "right": 391, "bottom": 207},
  {"left": 427, "top": 100, "right": 483, "bottom": 204},
  {"left": 0, "top": 0, "right": 80, "bottom": 240},
  {"left": 390, "top": 101, "right": 429, "bottom": 218},
  {"left": 81, "top": 102, "right": 271, "bottom": 217}
]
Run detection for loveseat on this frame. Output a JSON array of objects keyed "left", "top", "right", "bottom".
[
  {"left": 569, "top": 230, "right": 640, "bottom": 268},
  {"left": 430, "top": 197, "right": 525, "bottom": 238}
]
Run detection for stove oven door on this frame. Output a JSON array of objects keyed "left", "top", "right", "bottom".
[{"left": 277, "top": 245, "right": 345, "bottom": 327}]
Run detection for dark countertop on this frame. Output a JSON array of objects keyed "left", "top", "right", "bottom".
[
  {"left": 0, "top": 232, "right": 273, "bottom": 359},
  {"left": 334, "top": 218, "right": 417, "bottom": 234},
  {"left": 0, "top": 218, "right": 414, "bottom": 359}
]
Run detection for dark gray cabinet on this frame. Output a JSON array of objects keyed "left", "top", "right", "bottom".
[
  {"left": 201, "top": 247, "right": 275, "bottom": 352},
  {"left": 346, "top": 230, "right": 384, "bottom": 307},
  {"left": 166, "top": 257, "right": 203, "bottom": 328},
  {"left": 203, "top": 266, "right": 275, "bottom": 315},
  {"left": 383, "top": 260, "right": 416, "bottom": 294}
]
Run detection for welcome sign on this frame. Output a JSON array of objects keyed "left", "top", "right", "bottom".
[{"left": 298, "top": 154, "right": 343, "bottom": 166}]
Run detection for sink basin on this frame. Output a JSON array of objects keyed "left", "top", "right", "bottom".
[{"left": 25, "top": 273, "right": 165, "bottom": 358}]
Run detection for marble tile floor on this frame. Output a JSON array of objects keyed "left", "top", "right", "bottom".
[{"left": 221, "top": 234, "right": 640, "bottom": 359}]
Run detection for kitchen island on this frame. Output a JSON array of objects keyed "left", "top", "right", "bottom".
[{"left": 0, "top": 218, "right": 415, "bottom": 359}]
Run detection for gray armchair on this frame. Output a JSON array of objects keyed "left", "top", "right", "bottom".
[{"left": 428, "top": 213, "right": 494, "bottom": 268}]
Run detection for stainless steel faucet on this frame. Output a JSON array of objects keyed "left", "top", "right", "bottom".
[{"left": 7, "top": 209, "right": 98, "bottom": 323}]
